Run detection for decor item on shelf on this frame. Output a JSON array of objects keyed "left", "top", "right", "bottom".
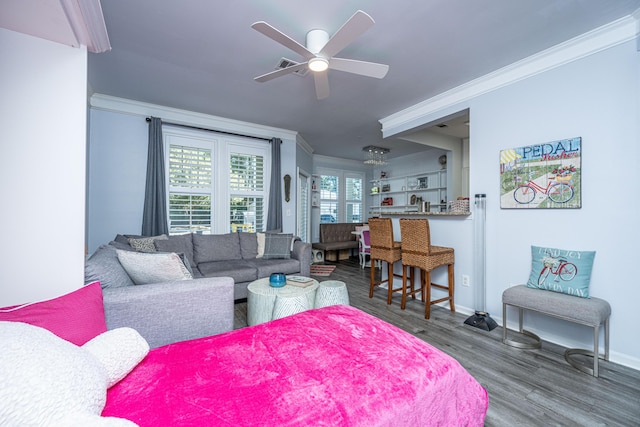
[
  {"left": 410, "top": 194, "right": 417, "bottom": 205},
  {"left": 439, "top": 155, "right": 447, "bottom": 169},
  {"left": 381, "top": 197, "right": 393, "bottom": 206},
  {"left": 418, "top": 176, "right": 428, "bottom": 189},
  {"left": 381, "top": 184, "right": 391, "bottom": 192},
  {"left": 380, "top": 171, "right": 387, "bottom": 178},
  {"left": 448, "top": 198, "right": 470, "bottom": 213},
  {"left": 363, "top": 145, "right": 389, "bottom": 165}
]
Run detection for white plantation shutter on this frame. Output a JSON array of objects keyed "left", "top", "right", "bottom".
[
  {"left": 298, "top": 173, "right": 309, "bottom": 242},
  {"left": 345, "top": 175, "right": 362, "bottom": 223},
  {"left": 229, "top": 152, "right": 266, "bottom": 232},
  {"left": 168, "top": 145, "right": 212, "bottom": 234},
  {"left": 317, "top": 169, "right": 364, "bottom": 223}
]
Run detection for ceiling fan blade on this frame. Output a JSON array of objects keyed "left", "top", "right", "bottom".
[
  {"left": 254, "top": 62, "right": 309, "bottom": 82},
  {"left": 329, "top": 58, "right": 389, "bottom": 79},
  {"left": 319, "top": 10, "right": 374, "bottom": 58},
  {"left": 314, "top": 72, "right": 330, "bottom": 100},
  {"left": 251, "top": 21, "right": 315, "bottom": 60}
]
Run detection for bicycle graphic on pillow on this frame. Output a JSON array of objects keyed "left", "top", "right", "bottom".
[{"left": 538, "top": 250, "right": 578, "bottom": 286}]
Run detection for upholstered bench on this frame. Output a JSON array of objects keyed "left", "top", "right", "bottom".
[
  {"left": 312, "top": 223, "right": 363, "bottom": 261},
  {"left": 502, "top": 285, "right": 611, "bottom": 377}
]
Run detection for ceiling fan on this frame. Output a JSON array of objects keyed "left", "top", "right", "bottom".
[{"left": 251, "top": 10, "right": 389, "bottom": 100}]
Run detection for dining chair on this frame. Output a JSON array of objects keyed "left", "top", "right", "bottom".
[
  {"left": 368, "top": 217, "right": 404, "bottom": 304},
  {"left": 399, "top": 218, "right": 455, "bottom": 319},
  {"left": 357, "top": 230, "right": 370, "bottom": 268}
]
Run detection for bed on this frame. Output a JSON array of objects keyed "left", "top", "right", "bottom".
[{"left": 102, "top": 305, "right": 487, "bottom": 426}]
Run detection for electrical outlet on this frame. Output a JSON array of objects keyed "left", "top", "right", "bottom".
[{"left": 462, "top": 275, "right": 470, "bottom": 287}]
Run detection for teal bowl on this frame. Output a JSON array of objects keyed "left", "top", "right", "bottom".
[{"left": 269, "top": 273, "right": 286, "bottom": 287}]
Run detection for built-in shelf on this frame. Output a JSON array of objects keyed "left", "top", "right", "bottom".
[{"left": 370, "top": 170, "right": 448, "bottom": 214}]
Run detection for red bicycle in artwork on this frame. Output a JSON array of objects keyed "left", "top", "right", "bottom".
[
  {"left": 513, "top": 175, "right": 574, "bottom": 205},
  {"left": 537, "top": 251, "right": 578, "bottom": 286}
]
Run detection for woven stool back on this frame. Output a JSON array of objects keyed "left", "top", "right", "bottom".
[
  {"left": 400, "top": 219, "right": 454, "bottom": 271},
  {"left": 368, "top": 218, "right": 401, "bottom": 263}
]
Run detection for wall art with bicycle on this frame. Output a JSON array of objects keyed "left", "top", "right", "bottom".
[{"left": 499, "top": 136, "right": 581, "bottom": 209}]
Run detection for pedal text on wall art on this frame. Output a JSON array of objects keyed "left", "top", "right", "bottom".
[{"left": 499, "top": 137, "right": 581, "bottom": 209}]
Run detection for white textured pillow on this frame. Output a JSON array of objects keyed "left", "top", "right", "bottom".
[
  {"left": 116, "top": 250, "right": 193, "bottom": 285},
  {"left": 256, "top": 232, "right": 266, "bottom": 258},
  {"left": 83, "top": 328, "right": 149, "bottom": 388},
  {"left": 0, "top": 321, "right": 137, "bottom": 426}
]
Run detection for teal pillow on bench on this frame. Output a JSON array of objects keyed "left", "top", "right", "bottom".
[{"left": 526, "top": 245, "right": 595, "bottom": 298}]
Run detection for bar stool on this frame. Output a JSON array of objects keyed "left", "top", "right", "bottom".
[
  {"left": 368, "top": 217, "right": 404, "bottom": 304},
  {"left": 399, "top": 218, "right": 455, "bottom": 319}
]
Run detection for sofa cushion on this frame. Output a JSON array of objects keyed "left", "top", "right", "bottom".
[
  {"left": 0, "top": 282, "right": 107, "bottom": 346},
  {"left": 197, "top": 260, "right": 258, "bottom": 283},
  {"left": 245, "top": 258, "right": 301, "bottom": 277},
  {"left": 262, "top": 233, "right": 293, "bottom": 259},
  {"left": 85, "top": 245, "right": 135, "bottom": 289},
  {"left": 116, "top": 250, "right": 193, "bottom": 285},
  {"left": 238, "top": 232, "right": 258, "bottom": 259},
  {"left": 154, "top": 233, "right": 195, "bottom": 267},
  {"left": 193, "top": 233, "right": 242, "bottom": 264}
]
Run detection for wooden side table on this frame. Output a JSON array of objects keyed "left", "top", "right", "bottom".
[{"left": 247, "top": 277, "right": 319, "bottom": 326}]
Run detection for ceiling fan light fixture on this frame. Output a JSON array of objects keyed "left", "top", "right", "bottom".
[{"left": 308, "top": 57, "right": 329, "bottom": 72}]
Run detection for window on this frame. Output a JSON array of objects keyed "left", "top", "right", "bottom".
[
  {"left": 345, "top": 175, "right": 362, "bottom": 223},
  {"left": 164, "top": 127, "right": 270, "bottom": 235},
  {"left": 229, "top": 151, "right": 265, "bottom": 233},
  {"left": 168, "top": 145, "right": 212, "bottom": 234},
  {"left": 319, "top": 174, "right": 338, "bottom": 223},
  {"left": 317, "top": 170, "right": 364, "bottom": 223}
]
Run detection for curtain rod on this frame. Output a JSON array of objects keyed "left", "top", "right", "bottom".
[{"left": 145, "top": 117, "right": 275, "bottom": 142}]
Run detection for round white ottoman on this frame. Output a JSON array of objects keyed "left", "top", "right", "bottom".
[{"left": 315, "top": 280, "right": 350, "bottom": 308}]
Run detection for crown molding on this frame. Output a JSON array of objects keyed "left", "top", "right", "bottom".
[
  {"left": 60, "top": 0, "right": 110, "bottom": 53},
  {"left": 380, "top": 12, "right": 639, "bottom": 138},
  {"left": 90, "top": 93, "right": 299, "bottom": 141},
  {"left": 296, "top": 134, "right": 314, "bottom": 156}
]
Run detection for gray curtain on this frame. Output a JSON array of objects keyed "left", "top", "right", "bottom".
[
  {"left": 266, "top": 138, "right": 282, "bottom": 231},
  {"left": 142, "top": 117, "right": 169, "bottom": 236}
]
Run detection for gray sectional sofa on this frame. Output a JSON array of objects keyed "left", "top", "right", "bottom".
[
  {"left": 85, "top": 232, "right": 311, "bottom": 347},
  {"left": 87, "top": 232, "right": 312, "bottom": 300}
]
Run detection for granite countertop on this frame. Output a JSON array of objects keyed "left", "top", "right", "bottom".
[{"left": 369, "top": 211, "right": 471, "bottom": 216}]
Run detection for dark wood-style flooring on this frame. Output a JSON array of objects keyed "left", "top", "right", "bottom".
[{"left": 234, "top": 258, "right": 640, "bottom": 426}]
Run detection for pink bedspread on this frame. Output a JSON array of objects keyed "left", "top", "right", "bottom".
[{"left": 103, "top": 305, "right": 488, "bottom": 426}]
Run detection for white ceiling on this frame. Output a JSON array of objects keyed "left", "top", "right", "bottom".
[{"left": 3, "top": 1, "right": 639, "bottom": 161}]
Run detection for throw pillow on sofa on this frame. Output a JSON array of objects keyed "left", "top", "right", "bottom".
[
  {"left": 128, "top": 234, "right": 168, "bottom": 252},
  {"left": 116, "top": 250, "right": 193, "bottom": 285},
  {"left": 263, "top": 233, "right": 294, "bottom": 259}
]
